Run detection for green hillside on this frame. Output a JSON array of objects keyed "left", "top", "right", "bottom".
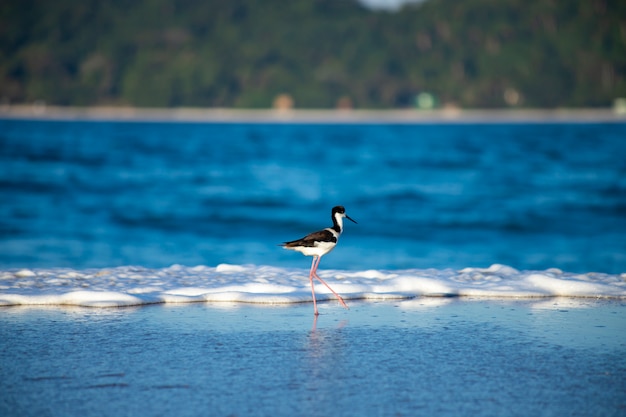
[{"left": 1, "top": 0, "right": 624, "bottom": 109}]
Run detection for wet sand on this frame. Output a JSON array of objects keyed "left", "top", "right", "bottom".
[{"left": 1, "top": 299, "right": 625, "bottom": 417}]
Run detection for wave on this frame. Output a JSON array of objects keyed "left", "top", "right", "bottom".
[{"left": 1, "top": 264, "right": 624, "bottom": 308}]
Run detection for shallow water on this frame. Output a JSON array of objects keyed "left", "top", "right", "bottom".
[{"left": 1, "top": 300, "right": 624, "bottom": 417}]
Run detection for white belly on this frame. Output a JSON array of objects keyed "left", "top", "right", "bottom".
[{"left": 293, "top": 241, "right": 337, "bottom": 257}]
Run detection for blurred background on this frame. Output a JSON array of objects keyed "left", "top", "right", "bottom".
[{"left": 1, "top": 0, "right": 624, "bottom": 110}]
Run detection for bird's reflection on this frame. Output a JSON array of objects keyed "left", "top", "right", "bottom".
[
  {"left": 295, "top": 315, "right": 351, "bottom": 414},
  {"left": 305, "top": 315, "right": 349, "bottom": 369}
]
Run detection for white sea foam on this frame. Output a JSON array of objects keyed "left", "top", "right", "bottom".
[{"left": 0, "top": 264, "right": 624, "bottom": 307}]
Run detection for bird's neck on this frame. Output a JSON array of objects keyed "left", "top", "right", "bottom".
[{"left": 331, "top": 213, "right": 343, "bottom": 234}]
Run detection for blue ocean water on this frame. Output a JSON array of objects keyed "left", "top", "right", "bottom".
[{"left": 1, "top": 119, "right": 625, "bottom": 273}]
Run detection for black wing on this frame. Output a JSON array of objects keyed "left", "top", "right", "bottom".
[{"left": 281, "top": 229, "right": 337, "bottom": 248}]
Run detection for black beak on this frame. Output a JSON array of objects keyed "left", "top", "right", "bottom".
[{"left": 346, "top": 214, "right": 357, "bottom": 224}]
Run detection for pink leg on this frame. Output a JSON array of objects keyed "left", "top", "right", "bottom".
[
  {"left": 309, "top": 256, "right": 319, "bottom": 315},
  {"left": 311, "top": 257, "right": 349, "bottom": 310}
]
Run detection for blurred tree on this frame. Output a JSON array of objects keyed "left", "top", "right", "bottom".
[{"left": 0, "top": 0, "right": 624, "bottom": 108}]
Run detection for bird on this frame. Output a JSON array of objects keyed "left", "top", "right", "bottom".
[{"left": 280, "top": 206, "right": 357, "bottom": 315}]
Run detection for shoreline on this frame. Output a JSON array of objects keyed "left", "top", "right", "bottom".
[
  {"left": 2, "top": 294, "right": 626, "bottom": 309},
  {"left": 1, "top": 104, "right": 625, "bottom": 123},
  {"left": 2, "top": 264, "right": 624, "bottom": 308}
]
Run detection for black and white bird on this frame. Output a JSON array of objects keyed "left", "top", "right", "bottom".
[{"left": 280, "top": 206, "right": 357, "bottom": 315}]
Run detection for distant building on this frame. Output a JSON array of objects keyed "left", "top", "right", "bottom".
[
  {"left": 336, "top": 96, "right": 353, "bottom": 110},
  {"left": 273, "top": 94, "right": 294, "bottom": 110}
]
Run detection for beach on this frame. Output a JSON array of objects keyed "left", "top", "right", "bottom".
[
  {"left": 1, "top": 108, "right": 625, "bottom": 416},
  {"left": 1, "top": 104, "right": 625, "bottom": 123}
]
